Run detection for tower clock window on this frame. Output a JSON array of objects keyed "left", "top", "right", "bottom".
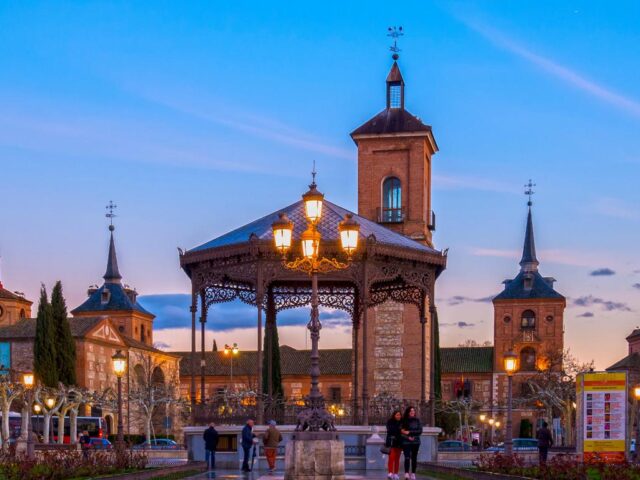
[
  {"left": 382, "top": 177, "right": 402, "bottom": 223},
  {"left": 521, "top": 310, "right": 536, "bottom": 329},
  {"left": 520, "top": 347, "right": 537, "bottom": 371}
]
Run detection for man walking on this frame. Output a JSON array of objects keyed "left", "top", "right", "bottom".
[
  {"left": 263, "top": 420, "right": 282, "bottom": 474},
  {"left": 203, "top": 423, "right": 219, "bottom": 470},
  {"left": 536, "top": 421, "right": 553, "bottom": 465},
  {"left": 241, "top": 418, "right": 256, "bottom": 472}
]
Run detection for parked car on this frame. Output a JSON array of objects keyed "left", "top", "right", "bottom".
[
  {"left": 89, "top": 438, "right": 113, "bottom": 450},
  {"left": 134, "top": 438, "right": 180, "bottom": 450},
  {"left": 438, "top": 440, "right": 473, "bottom": 452},
  {"left": 486, "top": 438, "right": 538, "bottom": 452}
]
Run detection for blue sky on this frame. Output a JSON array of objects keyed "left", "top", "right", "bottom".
[{"left": 1, "top": 1, "right": 639, "bottom": 368}]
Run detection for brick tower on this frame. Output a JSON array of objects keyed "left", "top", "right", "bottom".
[
  {"left": 492, "top": 191, "right": 566, "bottom": 435},
  {"left": 350, "top": 57, "right": 440, "bottom": 406}
]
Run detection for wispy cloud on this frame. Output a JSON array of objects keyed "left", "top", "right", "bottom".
[
  {"left": 469, "top": 247, "right": 605, "bottom": 268},
  {"left": 441, "top": 295, "right": 494, "bottom": 306},
  {"left": 455, "top": 15, "right": 640, "bottom": 118},
  {"left": 573, "top": 295, "right": 632, "bottom": 312},
  {"left": 441, "top": 321, "right": 476, "bottom": 328},
  {"left": 633, "top": 283, "right": 640, "bottom": 290},
  {"left": 577, "top": 312, "right": 595, "bottom": 318},
  {"left": 594, "top": 197, "right": 640, "bottom": 221},
  {"left": 432, "top": 174, "right": 520, "bottom": 194},
  {"left": 590, "top": 268, "right": 616, "bottom": 277}
]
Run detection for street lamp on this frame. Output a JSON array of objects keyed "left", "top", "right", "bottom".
[
  {"left": 488, "top": 418, "right": 495, "bottom": 446},
  {"left": 503, "top": 350, "right": 518, "bottom": 455},
  {"left": 272, "top": 175, "right": 360, "bottom": 432},
  {"left": 223, "top": 343, "right": 239, "bottom": 391},
  {"left": 45, "top": 397, "right": 55, "bottom": 443},
  {"left": 111, "top": 350, "right": 127, "bottom": 453},
  {"left": 479, "top": 413, "right": 486, "bottom": 449},
  {"left": 22, "top": 373, "right": 35, "bottom": 459}
]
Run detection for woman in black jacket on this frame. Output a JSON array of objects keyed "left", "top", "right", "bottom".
[
  {"left": 400, "top": 406, "right": 422, "bottom": 480},
  {"left": 386, "top": 410, "right": 403, "bottom": 480}
]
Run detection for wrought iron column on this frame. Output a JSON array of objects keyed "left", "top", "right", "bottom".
[
  {"left": 190, "top": 294, "right": 197, "bottom": 421},
  {"left": 117, "top": 375, "right": 124, "bottom": 451},
  {"left": 308, "top": 270, "right": 322, "bottom": 402},
  {"left": 429, "top": 279, "right": 437, "bottom": 426},
  {"left": 351, "top": 305, "right": 359, "bottom": 425},
  {"left": 200, "top": 296, "right": 207, "bottom": 404},
  {"left": 362, "top": 301, "right": 369, "bottom": 426},
  {"left": 257, "top": 295, "right": 264, "bottom": 425},
  {"left": 267, "top": 287, "right": 275, "bottom": 400}
]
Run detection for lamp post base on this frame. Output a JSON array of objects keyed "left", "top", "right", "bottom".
[{"left": 284, "top": 436, "right": 345, "bottom": 480}]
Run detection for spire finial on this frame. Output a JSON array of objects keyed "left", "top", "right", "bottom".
[
  {"left": 388, "top": 26, "right": 403, "bottom": 61},
  {"left": 524, "top": 179, "right": 536, "bottom": 207},
  {"left": 311, "top": 160, "right": 317, "bottom": 187},
  {"left": 106, "top": 200, "right": 117, "bottom": 232}
]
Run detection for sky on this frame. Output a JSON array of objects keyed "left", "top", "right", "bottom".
[{"left": 0, "top": 1, "right": 639, "bottom": 369}]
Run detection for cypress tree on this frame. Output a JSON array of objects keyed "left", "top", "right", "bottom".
[
  {"left": 51, "top": 281, "right": 76, "bottom": 385},
  {"left": 34, "top": 285, "right": 58, "bottom": 387},
  {"left": 262, "top": 319, "right": 284, "bottom": 401},
  {"left": 212, "top": 339, "right": 218, "bottom": 352}
]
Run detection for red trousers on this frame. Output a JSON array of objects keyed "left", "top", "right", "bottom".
[
  {"left": 265, "top": 447, "right": 277, "bottom": 470},
  {"left": 388, "top": 447, "right": 402, "bottom": 474}
]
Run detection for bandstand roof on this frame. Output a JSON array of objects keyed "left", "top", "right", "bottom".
[{"left": 190, "top": 200, "right": 438, "bottom": 255}]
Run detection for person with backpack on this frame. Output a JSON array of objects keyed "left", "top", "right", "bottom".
[
  {"left": 263, "top": 420, "right": 282, "bottom": 474},
  {"left": 385, "top": 410, "right": 403, "bottom": 480}
]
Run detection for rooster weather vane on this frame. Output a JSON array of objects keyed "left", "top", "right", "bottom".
[{"left": 388, "top": 26, "right": 404, "bottom": 60}]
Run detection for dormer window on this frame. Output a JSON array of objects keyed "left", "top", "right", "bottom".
[
  {"left": 101, "top": 289, "right": 111, "bottom": 305},
  {"left": 523, "top": 274, "right": 533, "bottom": 290},
  {"left": 521, "top": 310, "right": 536, "bottom": 330}
]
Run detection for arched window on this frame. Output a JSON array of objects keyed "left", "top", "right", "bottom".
[
  {"left": 521, "top": 310, "right": 536, "bottom": 329},
  {"left": 382, "top": 177, "right": 402, "bottom": 223},
  {"left": 520, "top": 347, "right": 537, "bottom": 371}
]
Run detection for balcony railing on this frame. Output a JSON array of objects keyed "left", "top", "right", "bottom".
[{"left": 377, "top": 207, "right": 404, "bottom": 223}]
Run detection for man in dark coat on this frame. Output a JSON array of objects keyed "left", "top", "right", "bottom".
[
  {"left": 536, "top": 421, "right": 553, "bottom": 465},
  {"left": 241, "top": 419, "right": 256, "bottom": 472},
  {"left": 203, "top": 423, "right": 219, "bottom": 470}
]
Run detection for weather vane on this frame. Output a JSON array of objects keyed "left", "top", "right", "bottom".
[
  {"left": 524, "top": 180, "right": 536, "bottom": 206},
  {"left": 105, "top": 200, "right": 117, "bottom": 230},
  {"left": 387, "top": 26, "right": 404, "bottom": 60},
  {"left": 311, "top": 160, "right": 317, "bottom": 186}
]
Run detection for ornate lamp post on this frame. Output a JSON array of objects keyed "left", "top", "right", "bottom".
[
  {"left": 111, "top": 350, "right": 127, "bottom": 452},
  {"left": 479, "top": 413, "right": 486, "bottom": 450},
  {"left": 634, "top": 384, "right": 640, "bottom": 462},
  {"left": 272, "top": 178, "right": 360, "bottom": 432},
  {"left": 503, "top": 350, "right": 518, "bottom": 455},
  {"left": 45, "top": 397, "right": 55, "bottom": 443},
  {"left": 488, "top": 418, "right": 495, "bottom": 446},
  {"left": 22, "top": 373, "right": 35, "bottom": 459},
  {"left": 223, "top": 343, "right": 239, "bottom": 391}
]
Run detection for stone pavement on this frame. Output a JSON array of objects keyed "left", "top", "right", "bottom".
[{"left": 186, "top": 470, "right": 439, "bottom": 479}]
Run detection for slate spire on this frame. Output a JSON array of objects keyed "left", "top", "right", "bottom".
[
  {"left": 519, "top": 204, "right": 539, "bottom": 273},
  {"left": 103, "top": 225, "right": 122, "bottom": 284}
]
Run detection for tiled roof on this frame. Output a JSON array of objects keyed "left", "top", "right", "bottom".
[
  {"left": 0, "top": 287, "right": 32, "bottom": 304},
  {"left": 123, "top": 335, "right": 181, "bottom": 357},
  {"left": 0, "top": 317, "right": 104, "bottom": 339},
  {"left": 350, "top": 108, "right": 433, "bottom": 137},
  {"left": 441, "top": 347, "right": 494, "bottom": 374},
  {"left": 607, "top": 352, "right": 640, "bottom": 371},
  {"left": 493, "top": 271, "right": 564, "bottom": 301},
  {"left": 71, "top": 283, "right": 153, "bottom": 317},
  {"left": 627, "top": 329, "right": 640, "bottom": 341},
  {"left": 174, "top": 345, "right": 351, "bottom": 377},
  {"left": 189, "top": 200, "right": 438, "bottom": 254}
]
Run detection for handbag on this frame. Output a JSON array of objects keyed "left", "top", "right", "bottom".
[{"left": 380, "top": 445, "right": 391, "bottom": 455}]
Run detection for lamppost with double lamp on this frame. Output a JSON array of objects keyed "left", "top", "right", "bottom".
[
  {"left": 224, "top": 343, "right": 239, "bottom": 391},
  {"left": 33, "top": 404, "right": 41, "bottom": 437},
  {"left": 504, "top": 350, "right": 518, "bottom": 455},
  {"left": 45, "top": 397, "right": 55, "bottom": 443},
  {"left": 271, "top": 176, "right": 360, "bottom": 432},
  {"left": 479, "top": 413, "right": 486, "bottom": 450},
  {"left": 111, "top": 350, "right": 127, "bottom": 452},
  {"left": 22, "top": 373, "right": 35, "bottom": 459},
  {"left": 488, "top": 418, "right": 495, "bottom": 445}
]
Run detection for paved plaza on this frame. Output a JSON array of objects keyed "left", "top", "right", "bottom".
[{"left": 186, "top": 471, "right": 439, "bottom": 480}]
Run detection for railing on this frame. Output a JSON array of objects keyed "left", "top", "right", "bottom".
[{"left": 377, "top": 207, "right": 404, "bottom": 223}]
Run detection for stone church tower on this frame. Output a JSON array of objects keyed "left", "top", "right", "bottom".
[{"left": 351, "top": 58, "right": 439, "bottom": 405}]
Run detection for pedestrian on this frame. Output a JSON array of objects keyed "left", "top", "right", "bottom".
[
  {"left": 263, "top": 420, "right": 282, "bottom": 474},
  {"left": 400, "top": 406, "right": 422, "bottom": 480},
  {"left": 79, "top": 430, "right": 91, "bottom": 459},
  {"left": 536, "top": 421, "right": 553, "bottom": 465},
  {"left": 386, "top": 410, "right": 403, "bottom": 480},
  {"left": 203, "top": 422, "right": 219, "bottom": 470},
  {"left": 241, "top": 418, "right": 256, "bottom": 472}
]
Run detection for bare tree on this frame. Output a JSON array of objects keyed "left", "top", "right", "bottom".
[
  {"left": 458, "top": 340, "right": 492, "bottom": 348},
  {"left": 436, "top": 397, "right": 484, "bottom": 441},
  {"left": 54, "top": 385, "right": 96, "bottom": 444},
  {"left": 0, "top": 374, "right": 23, "bottom": 448},
  {"left": 128, "top": 353, "right": 180, "bottom": 443}
]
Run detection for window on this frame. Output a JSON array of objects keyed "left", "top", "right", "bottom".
[
  {"left": 454, "top": 379, "right": 472, "bottom": 399},
  {"left": 382, "top": 177, "right": 402, "bottom": 222},
  {"left": 389, "top": 85, "right": 402, "bottom": 108},
  {"left": 141, "top": 324, "right": 146, "bottom": 343},
  {"left": 520, "top": 347, "right": 537, "bottom": 371},
  {"left": 101, "top": 289, "right": 110, "bottom": 304},
  {"left": 19, "top": 309, "right": 25, "bottom": 318},
  {"left": 503, "top": 316, "right": 511, "bottom": 324},
  {"left": 521, "top": 310, "right": 536, "bottom": 329},
  {"left": 329, "top": 387, "right": 342, "bottom": 403}
]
